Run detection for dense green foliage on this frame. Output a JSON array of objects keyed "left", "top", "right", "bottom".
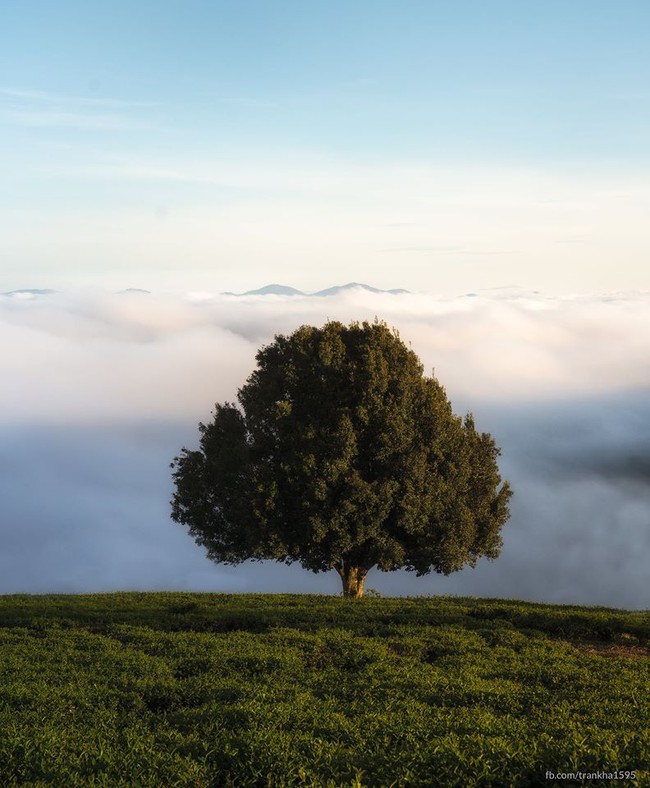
[
  {"left": 171, "top": 321, "right": 512, "bottom": 597},
  {"left": 0, "top": 593, "right": 648, "bottom": 786}
]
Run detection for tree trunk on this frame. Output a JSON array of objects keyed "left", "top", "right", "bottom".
[{"left": 335, "top": 563, "right": 368, "bottom": 599}]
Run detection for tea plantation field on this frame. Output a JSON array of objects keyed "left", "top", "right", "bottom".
[{"left": 0, "top": 593, "right": 648, "bottom": 786}]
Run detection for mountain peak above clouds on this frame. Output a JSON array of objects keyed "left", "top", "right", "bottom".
[
  {"left": 312, "top": 282, "right": 410, "bottom": 296},
  {"left": 2, "top": 288, "right": 58, "bottom": 299},
  {"left": 238, "top": 284, "right": 305, "bottom": 296},
  {"left": 222, "top": 282, "right": 411, "bottom": 297}
]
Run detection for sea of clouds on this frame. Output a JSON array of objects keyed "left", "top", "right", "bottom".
[{"left": 1, "top": 287, "right": 649, "bottom": 608}]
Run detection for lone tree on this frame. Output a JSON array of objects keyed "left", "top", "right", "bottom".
[{"left": 171, "top": 320, "right": 512, "bottom": 598}]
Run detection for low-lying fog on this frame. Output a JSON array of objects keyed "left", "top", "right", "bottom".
[{"left": 1, "top": 287, "right": 648, "bottom": 608}]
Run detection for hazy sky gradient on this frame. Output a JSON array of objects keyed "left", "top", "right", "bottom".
[{"left": 2, "top": 0, "right": 650, "bottom": 293}]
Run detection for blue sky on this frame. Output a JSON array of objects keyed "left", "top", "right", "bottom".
[{"left": 2, "top": 0, "right": 650, "bottom": 293}]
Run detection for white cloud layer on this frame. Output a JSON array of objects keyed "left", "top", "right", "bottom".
[{"left": 1, "top": 288, "right": 649, "bottom": 607}]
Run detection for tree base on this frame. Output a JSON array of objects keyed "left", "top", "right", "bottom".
[{"left": 336, "top": 564, "right": 368, "bottom": 599}]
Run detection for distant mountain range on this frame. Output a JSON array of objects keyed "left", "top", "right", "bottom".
[
  {"left": 2, "top": 288, "right": 153, "bottom": 298},
  {"left": 223, "top": 282, "right": 411, "bottom": 297},
  {"left": 1, "top": 283, "right": 409, "bottom": 299},
  {"left": 2, "top": 288, "right": 58, "bottom": 298}
]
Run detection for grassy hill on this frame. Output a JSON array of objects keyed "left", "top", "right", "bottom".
[{"left": 0, "top": 593, "right": 648, "bottom": 786}]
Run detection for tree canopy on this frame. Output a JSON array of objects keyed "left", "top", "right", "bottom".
[{"left": 171, "top": 320, "right": 512, "bottom": 597}]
